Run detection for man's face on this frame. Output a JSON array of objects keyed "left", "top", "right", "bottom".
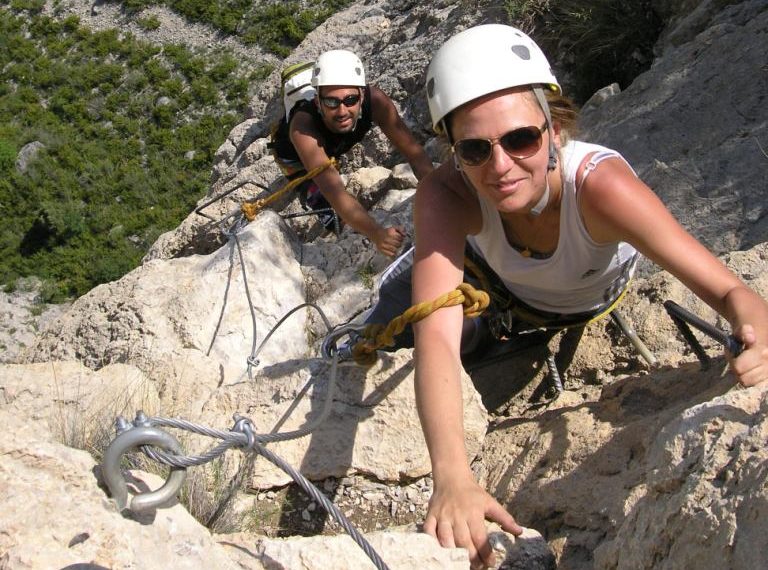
[{"left": 316, "top": 86, "right": 363, "bottom": 134}]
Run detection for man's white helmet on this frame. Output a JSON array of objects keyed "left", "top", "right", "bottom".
[
  {"left": 312, "top": 50, "right": 366, "bottom": 88},
  {"left": 426, "top": 24, "right": 560, "bottom": 133}
]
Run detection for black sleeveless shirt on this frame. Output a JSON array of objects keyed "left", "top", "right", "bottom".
[{"left": 270, "top": 86, "right": 373, "bottom": 169}]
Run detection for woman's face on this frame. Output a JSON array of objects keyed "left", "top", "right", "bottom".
[{"left": 450, "top": 87, "right": 557, "bottom": 215}]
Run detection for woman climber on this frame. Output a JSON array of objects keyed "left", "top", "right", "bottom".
[{"left": 364, "top": 23, "right": 768, "bottom": 568}]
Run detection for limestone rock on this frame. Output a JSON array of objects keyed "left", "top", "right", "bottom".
[
  {"left": 193, "top": 349, "right": 487, "bottom": 488},
  {"left": 219, "top": 524, "right": 554, "bottom": 570},
  {"left": 0, "top": 277, "right": 68, "bottom": 364},
  {"left": 580, "top": 0, "right": 768, "bottom": 254},
  {"left": 221, "top": 528, "right": 470, "bottom": 569},
  {"left": 15, "top": 140, "right": 45, "bottom": 174},
  {"left": 0, "top": 361, "right": 159, "bottom": 445},
  {"left": 593, "top": 386, "right": 768, "bottom": 569},
  {"left": 0, "top": 409, "right": 246, "bottom": 570},
  {"left": 28, "top": 212, "right": 309, "bottom": 385},
  {"left": 482, "top": 359, "right": 768, "bottom": 568},
  {"left": 389, "top": 162, "right": 419, "bottom": 189}
]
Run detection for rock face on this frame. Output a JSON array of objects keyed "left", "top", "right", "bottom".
[
  {"left": 4, "top": 0, "right": 768, "bottom": 569},
  {"left": 31, "top": 212, "right": 309, "bottom": 381},
  {"left": 482, "top": 364, "right": 768, "bottom": 570},
  {"left": 0, "top": 363, "right": 536, "bottom": 569},
  {"left": 580, "top": 0, "right": 768, "bottom": 255},
  {"left": 593, "top": 387, "right": 768, "bottom": 570},
  {"left": 0, "top": 277, "right": 68, "bottom": 364}
]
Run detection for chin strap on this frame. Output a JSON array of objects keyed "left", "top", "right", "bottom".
[
  {"left": 532, "top": 86, "right": 558, "bottom": 171},
  {"left": 529, "top": 86, "right": 558, "bottom": 216},
  {"left": 529, "top": 174, "right": 550, "bottom": 216}
]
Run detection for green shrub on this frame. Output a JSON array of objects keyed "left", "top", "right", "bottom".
[
  {"left": 137, "top": 14, "right": 161, "bottom": 30},
  {"left": 0, "top": 140, "right": 15, "bottom": 173},
  {"left": 0, "top": 6, "right": 256, "bottom": 298},
  {"left": 101, "top": 0, "right": 352, "bottom": 56},
  {"left": 250, "top": 63, "right": 275, "bottom": 82}
]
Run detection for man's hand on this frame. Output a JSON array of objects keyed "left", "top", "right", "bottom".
[
  {"left": 373, "top": 226, "right": 406, "bottom": 257},
  {"left": 423, "top": 474, "right": 522, "bottom": 569}
]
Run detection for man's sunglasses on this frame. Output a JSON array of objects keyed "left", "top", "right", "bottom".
[
  {"left": 453, "top": 122, "right": 548, "bottom": 167},
  {"left": 320, "top": 94, "right": 361, "bottom": 109}
]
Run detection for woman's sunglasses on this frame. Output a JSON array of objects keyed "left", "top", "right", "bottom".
[
  {"left": 453, "top": 122, "right": 548, "bottom": 167},
  {"left": 320, "top": 94, "right": 361, "bottom": 109}
]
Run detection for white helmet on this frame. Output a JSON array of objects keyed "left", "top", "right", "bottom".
[
  {"left": 426, "top": 24, "right": 560, "bottom": 133},
  {"left": 312, "top": 50, "right": 366, "bottom": 88}
]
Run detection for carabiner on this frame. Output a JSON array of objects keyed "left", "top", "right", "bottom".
[
  {"left": 321, "top": 324, "right": 366, "bottom": 362},
  {"left": 101, "top": 425, "right": 187, "bottom": 514}
]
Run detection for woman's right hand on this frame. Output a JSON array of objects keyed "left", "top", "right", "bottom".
[{"left": 423, "top": 473, "right": 523, "bottom": 569}]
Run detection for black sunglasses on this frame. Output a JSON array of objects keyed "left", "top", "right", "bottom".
[
  {"left": 453, "top": 122, "right": 548, "bottom": 167},
  {"left": 320, "top": 94, "right": 361, "bottom": 109}
]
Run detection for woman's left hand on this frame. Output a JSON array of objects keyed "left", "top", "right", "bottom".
[{"left": 729, "top": 324, "right": 768, "bottom": 387}]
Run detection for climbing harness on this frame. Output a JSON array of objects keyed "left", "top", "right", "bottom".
[
  {"left": 464, "top": 249, "right": 655, "bottom": 398},
  {"left": 664, "top": 300, "right": 743, "bottom": 369}
]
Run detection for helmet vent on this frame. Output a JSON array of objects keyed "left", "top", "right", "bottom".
[
  {"left": 510, "top": 45, "right": 531, "bottom": 60},
  {"left": 427, "top": 77, "right": 435, "bottom": 98}
]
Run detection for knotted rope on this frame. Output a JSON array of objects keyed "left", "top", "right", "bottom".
[
  {"left": 351, "top": 282, "right": 490, "bottom": 366},
  {"left": 241, "top": 158, "right": 337, "bottom": 221}
]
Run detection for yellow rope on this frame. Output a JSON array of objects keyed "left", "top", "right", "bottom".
[
  {"left": 351, "top": 282, "right": 490, "bottom": 366},
  {"left": 241, "top": 158, "right": 338, "bottom": 221},
  {"left": 344, "top": 261, "right": 629, "bottom": 366}
]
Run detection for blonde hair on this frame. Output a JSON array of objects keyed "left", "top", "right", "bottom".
[
  {"left": 441, "top": 87, "right": 579, "bottom": 148},
  {"left": 545, "top": 91, "right": 579, "bottom": 145}
]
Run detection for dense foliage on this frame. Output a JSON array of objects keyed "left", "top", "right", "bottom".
[
  {"left": 113, "top": 0, "right": 354, "bottom": 56},
  {"left": 0, "top": 0, "right": 272, "bottom": 300}
]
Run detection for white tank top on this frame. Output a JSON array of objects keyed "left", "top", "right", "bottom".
[{"left": 466, "top": 140, "right": 639, "bottom": 314}]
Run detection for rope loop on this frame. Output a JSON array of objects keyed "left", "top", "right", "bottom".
[
  {"left": 241, "top": 158, "right": 337, "bottom": 221},
  {"left": 350, "top": 282, "right": 490, "bottom": 366}
]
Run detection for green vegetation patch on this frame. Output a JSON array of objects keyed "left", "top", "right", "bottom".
[
  {"left": 0, "top": 3, "right": 266, "bottom": 300},
  {"left": 112, "top": 0, "right": 354, "bottom": 56}
]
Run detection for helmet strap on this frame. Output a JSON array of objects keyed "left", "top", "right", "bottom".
[
  {"left": 529, "top": 174, "right": 550, "bottom": 216},
  {"left": 532, "top": 86, "right": 558, "bottom": 171}
]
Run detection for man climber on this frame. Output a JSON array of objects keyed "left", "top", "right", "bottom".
[{"left": 269, "top": 49, "right": 433, "bottom": 257}]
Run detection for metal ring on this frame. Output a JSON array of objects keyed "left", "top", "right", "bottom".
[{"left": 101, "top": 426, "right": 187, "bottom": 514}]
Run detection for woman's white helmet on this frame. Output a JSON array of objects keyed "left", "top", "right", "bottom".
[
  {"left": 312, "top": 49, "right": 366, "bottom": 88},
  {"left": 426, "top": 24, "right": 560, "bottom": 133}
]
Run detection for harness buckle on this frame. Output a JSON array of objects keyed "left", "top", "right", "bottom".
[{"left": 487, "top": 309, "right": 516, "bottom": 340}]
